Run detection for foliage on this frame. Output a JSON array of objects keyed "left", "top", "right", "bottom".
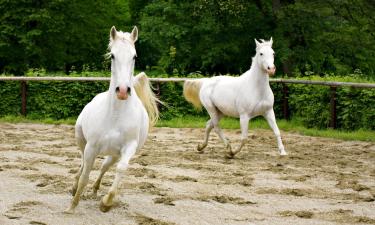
[
  {"left": 132, "top": 0, "right": 375, "bottom": 77},
  {"left": 1, "top": 0, "right": 374, "bottom": 77},
  {"left": 0, "top": 0, "right": 129, "bottom": 75},
  {"left": 286, "top": 75, "right": 375, "bottom": 130},
  {"left": 0, "top": 73, "right": 374, "bottom": 131}
]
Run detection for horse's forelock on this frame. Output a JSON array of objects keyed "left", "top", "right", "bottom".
[
  {"left": 256, "top": 42, "right": 273, "bottom": 51},
  {"left": 108, "top": 31, "right": 134, "bottom": 49}
]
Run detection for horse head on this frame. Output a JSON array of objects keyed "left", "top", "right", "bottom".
[
  {"left": 109, "top": 26, "right": 138, "bottom": 100},
  {"left": 254, "top": 38, "right": 276, "bottom": 76}
]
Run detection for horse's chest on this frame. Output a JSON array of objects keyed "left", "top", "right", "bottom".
[{"left": 96, "top": 127, "right": 136, "bottom": 155}]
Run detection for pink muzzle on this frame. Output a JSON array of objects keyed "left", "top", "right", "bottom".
[
  {"left": 115, "top": 86, "right": 129, "bottom": 100},
  {"left": 266, "top": 66, "right": 276, "bottom": 76}
]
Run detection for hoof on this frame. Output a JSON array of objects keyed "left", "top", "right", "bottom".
[
  {"left": 100, "top": 200, "right": 112, "bottom": 213},
  {"left": 197, "top": 144, "right": 205, "bottom": 152},
  {"left": 280, "top": 151, "right": 288, "bottom": 156},
  {"left": 64, "top": 207, "right": 75, "bottom": 214},
  {"left": 225, "top": 151, "right": 235, "bottom": 159}
]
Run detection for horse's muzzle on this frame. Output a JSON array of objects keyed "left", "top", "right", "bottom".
[
  {"left": 266, "top": 66, "right": 276, "bottom": 76},
  {"left": 115, "top": 86, "right": 131, "bottom": 100}
]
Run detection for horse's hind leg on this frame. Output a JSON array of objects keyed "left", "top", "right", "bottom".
[
  {"left": 207, "top": 108, "right": 231, "bottom": 154},
  {"left": 65, "top": 144, "right": 96, "bottom": 214},
  {"left": 92, "top": 156, "right": 119, "bottom": 196},
  {"left": 197, "top": 119, "right": 214, "bottom": 152},
  {"left": 100, "top": 142, "right": 137, "bottom": 212},
  {"left": 71, "top": 153, "right": 84, "bottom": 196},
  {"left": 71, "top": 125, "right": 86, "bottom": 196}
]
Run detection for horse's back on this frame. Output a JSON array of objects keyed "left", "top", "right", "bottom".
[{"left": 200, "top": 75, "right": 242, "bottom": 117}]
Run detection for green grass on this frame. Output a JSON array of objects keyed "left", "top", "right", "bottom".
[
  {"left": 1, "top": 115, "right": 374, "bottom": 142},
  {"left": 157, "top": 116, "right": 375, "bottom": 142},
  {"left": 0, "top": 115, "right": 76, "bottom": 125}
]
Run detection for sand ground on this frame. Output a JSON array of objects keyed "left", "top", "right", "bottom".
[{"left": 0, "top": 122, "right": 374, "bottom": 225}]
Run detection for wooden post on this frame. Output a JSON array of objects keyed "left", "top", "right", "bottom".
[
  {"left": 282, "top": 83, "right": 289, "bottom": 120},
  {"left": 155, "top": 82, "right": 160, "bottom": 96},
  {"left": 329, "top": 86, "right": 337, "bottom": 129},
  {"left": 21, "top": 81, "right": 27, "bottom": 116}
]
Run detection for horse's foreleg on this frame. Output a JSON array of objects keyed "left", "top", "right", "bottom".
[
  {"left": 227, "top": 115, "right": 249, "bottom": 158},
  {"left": 197, "top": 120, "right": 214, "bottom": 152},
  {"left": 264, "top": 110, "right": 287, "bottom": 155},
  {"left": 65, "top": 145, "right": 96, "bottom": 214},
  {"left": 100, "top": 142, "right": 137, "bottom": 212},
  {"left": 93, "top": 156, "right": 119, "bottom": 197}
]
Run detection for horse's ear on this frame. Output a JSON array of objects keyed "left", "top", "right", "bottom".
[
  {"left": 110, "top": 26, "right": 117, "bottom": 41},
  {"left": 131, "top": 26, "right": 138, "bottom": 43},
  {"left": 269, "top": 37, "right": 273, "bottom": 46},
  {"left": 255, "top": 39, "right": 261, "bottom": 48}
]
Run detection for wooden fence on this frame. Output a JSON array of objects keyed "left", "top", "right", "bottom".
[{"left": 1, "top": 76, "right": 375, "bottom": 129}]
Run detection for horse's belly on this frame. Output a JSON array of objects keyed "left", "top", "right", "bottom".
[{"left": 215, "top": 103, "right": 239, "bottom": 117}]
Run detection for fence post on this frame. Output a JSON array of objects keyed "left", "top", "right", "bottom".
[
  {"left": 282, "top": 83, "right": 289, "bottom": 120},
  {"left": 21, "top": 81, "right": 27, "bottom": 116},
  {"left": 329, "top": 86, "right": 337, "bottom": 129}
]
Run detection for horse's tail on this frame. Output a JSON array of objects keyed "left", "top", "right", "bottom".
[
  {"left": 134, "top": 72, "right": 160, "bottom": 127},
  {"left": 183, "top": 79, "right": 204, "bottom": 110}
]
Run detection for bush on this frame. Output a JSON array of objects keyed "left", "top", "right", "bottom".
[
  {"left": 0, "top": 74, "right": 374, "bottom": 131},
  {"left": 284, "top": 76, "right": 375, "bottom": 130}
]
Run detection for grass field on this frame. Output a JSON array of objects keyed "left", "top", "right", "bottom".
[{"left": 1, "top": 115, "right": 374, "bottom": 142}]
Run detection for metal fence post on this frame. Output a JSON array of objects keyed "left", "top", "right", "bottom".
[
  {"left": 21, "top": 81, "right": 27, "bottom": 116},
  {"left": 329, "top": 86, "right": 337, "bottom": 129}
]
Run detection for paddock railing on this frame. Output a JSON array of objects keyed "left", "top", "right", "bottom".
[{"left": 1, "top": 76, "right": 375, "bottom": 129}]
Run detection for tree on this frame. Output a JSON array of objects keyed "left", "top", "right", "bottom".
[{"left": 0, "top": 0, "right": 129, "bottom": 75}]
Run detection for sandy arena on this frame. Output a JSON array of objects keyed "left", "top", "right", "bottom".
[{"left": 0, "top": 122, "right": 374, "bottom": 225}]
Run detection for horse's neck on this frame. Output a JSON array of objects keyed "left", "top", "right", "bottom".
[{"left": 243, "top": 61, "right": 270, "bottom": 91}]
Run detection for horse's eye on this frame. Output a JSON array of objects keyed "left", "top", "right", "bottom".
[
  {"left": 111, "top": 54, "right": 115, "bottom": 60},
  {"left": 260, "top": 53, "right": 263, "bottom": 56}
]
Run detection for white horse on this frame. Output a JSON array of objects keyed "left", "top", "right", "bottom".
[
  {"left": 65, "top": 26, "right": 159, "bottom": 213},
  {"left": 183, "top": 38, "right": 287, "bottom": 158}
]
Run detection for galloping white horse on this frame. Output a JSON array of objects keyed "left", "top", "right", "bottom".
[
  {"left": 183, "top": 38, "right": 287, "bottom": 158},
  {"left": 65, "top": 26, "right": 159, "bottom": 213}
]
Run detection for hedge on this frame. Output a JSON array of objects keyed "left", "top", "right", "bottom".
[{"left": 0, "top": 75, "right": 374, "bottom": 130}]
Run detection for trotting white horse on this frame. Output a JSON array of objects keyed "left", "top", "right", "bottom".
[
  {"left": 65, "top": 26, "right": 159, "bottom": 213},
  {"left": 183, "top": 38, "right": 287, "bottom": 158}
]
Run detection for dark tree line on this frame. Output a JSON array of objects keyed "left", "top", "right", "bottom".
[
  {"left": 1, "top": 0, "right": 374, "bottom": 77},
  {"left": 0, "top": 0, "right": 129, "bottom": 75}
]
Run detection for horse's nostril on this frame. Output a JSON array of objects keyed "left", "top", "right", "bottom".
[
  {"left": 115, "top": 87, "right": 120, "bottom": 93},
  {"left": 127, "top": 87, "right": 131, "bottom": 95},
  {"left": 267, "top": 66, "right": 271, "bottom": 70}
]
